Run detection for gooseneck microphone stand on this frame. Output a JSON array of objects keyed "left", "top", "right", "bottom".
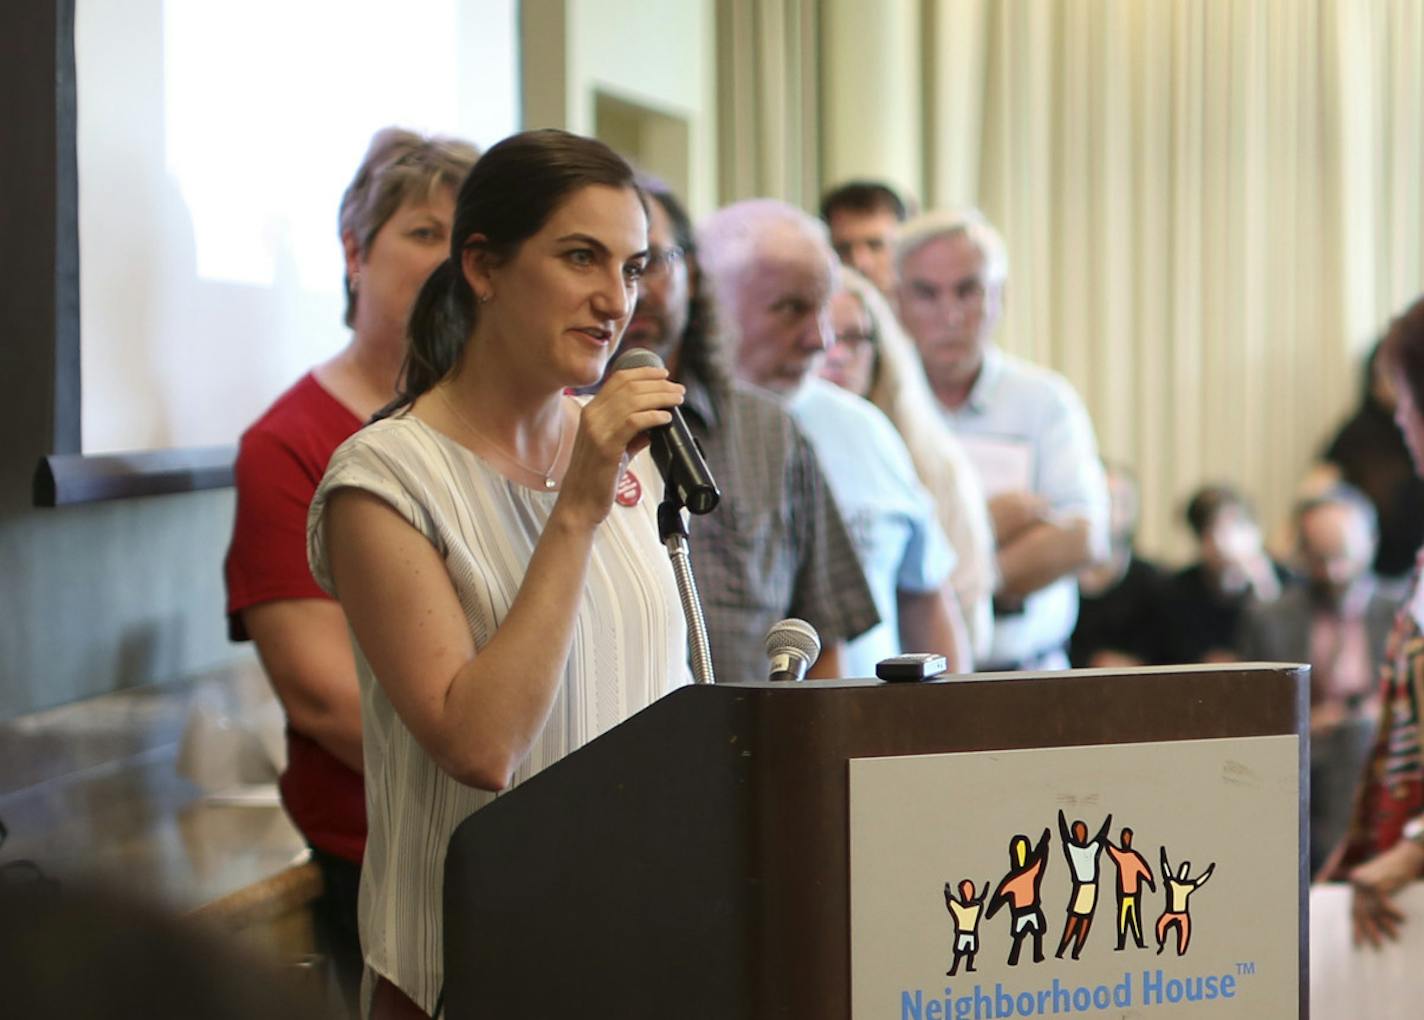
[{"left": 658, "top": 498, "right": 716, "bottom": 685}]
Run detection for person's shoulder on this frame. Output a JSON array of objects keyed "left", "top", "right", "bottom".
[
  {"left": 313, "top": 417, "right": 459, "bottom": 536},
  {"left": 725, "top": 378, "right": 794, "bottom": 423},
  {"left": 1122, "top": 555, "right": 1169, "bottom": 594},
  {"left": 1247, "top": 581, "right": 1307, "bottom": 622},
  {"left": 237, "top": 373, "right": 365, "bottom": 482},
  {"left": 720, "top": 379, "right": 809, "bottom": 451},
  {"left": 1166, "top": 562, "right": 1207, "bottom": 594},
  {"left": 995, "top": 350, "right": 1086, "bottom": 407},
  {"left": 802, "top": 376, "right": 893, "bottom": 425},
  {"left": 794, "top": 383, "right": 928, "bottom": 500},
  {"left": 1368, "top": 583, "right": 1402, "bottom": 611},
  {"left": 1366, "top": 583, "right": 1404, "bottom": 622},
  {"left": 335, "top": 413, "right": 423, "bottom": 457},
  {"left": 1175, "top": 561, "right": 1206, "bottom": 581},
  {"left": 317, "top": 415, "right": 433, "bottom": 482},
  {"left": 243, "top": 372, "right": 356, "bottom": 442},
  {"left": 794, "top": 377, "right": 900, "bottom": 435},
  {"left": 1125, "top": 554, "right": 1166, "bottom": 580},
  {"left": 814, "top": 382, "right": 917, "bottom": 468}
]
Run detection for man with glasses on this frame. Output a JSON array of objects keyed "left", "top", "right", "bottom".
[
  {"left": 615, "top": 180, "right": 879, "bottom": 683},
  {"left": 896, "top": 209, "right": 1108, "bottom": 671}
]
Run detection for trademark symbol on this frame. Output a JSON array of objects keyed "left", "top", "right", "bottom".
[{"left": 1235, "top": 961, "right": 1255, "bottom": 976}]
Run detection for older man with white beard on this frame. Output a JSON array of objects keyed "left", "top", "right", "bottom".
[
  {"left": 697, "top": 199, "right": 972, "bottom": 675},
  {"left": 613, "top": 182, "right": 879, "bottom": 684}
]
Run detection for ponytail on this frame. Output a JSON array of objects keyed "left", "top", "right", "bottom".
[{"left": 376, "top": 258, "right": 474, "bottom": 421}]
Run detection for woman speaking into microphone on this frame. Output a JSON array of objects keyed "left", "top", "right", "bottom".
[{"left": 306, "top": 129, "right": 690, "bottom": 1018}]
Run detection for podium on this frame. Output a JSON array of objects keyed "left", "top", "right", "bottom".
[{"left": 444, "top": 665, "right": 1308, "bottom": 1019}]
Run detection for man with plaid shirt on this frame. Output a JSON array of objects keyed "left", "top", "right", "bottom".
[{"left": 615, "top": 181, "right": 878, "bottom": 683}]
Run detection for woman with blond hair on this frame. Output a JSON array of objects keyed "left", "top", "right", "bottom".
[{"left": 823, "top": 267, "right": 997, "bottom": 660}]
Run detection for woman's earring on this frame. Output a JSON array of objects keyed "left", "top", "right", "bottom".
[
  {"left": 479, "top": 292, "right": 492, "bottom": 304},
  {"left": 350, "top": 272, "right": 360, "bottom": 293}
]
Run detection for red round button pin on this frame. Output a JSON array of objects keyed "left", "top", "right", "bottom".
[{"left": 615, "top": 469, "right": 642, "bottom": 507}]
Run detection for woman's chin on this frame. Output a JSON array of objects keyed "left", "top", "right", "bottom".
[{"left": 565, "top": 355, "right": 609, "bottom": 392}]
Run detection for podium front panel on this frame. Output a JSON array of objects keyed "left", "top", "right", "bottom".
[{"left": 849, "top": 735, "right": 1299, "bottom": 1018}]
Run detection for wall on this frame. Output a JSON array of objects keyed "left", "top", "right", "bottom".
[
  {"left": 570, "top": 0, "right": 717, "bottom": 216},
  {"left": 1, "top": 0, "right": 248, "bottom": 720},
  {"left": 75, "top": 0, "right": 520, "bottom": 456},
  {"left": 522, "top": 0, "right": 718, "bottom": 216}
]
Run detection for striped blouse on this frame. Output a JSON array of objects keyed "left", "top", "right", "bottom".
[{"left": 307, "top": 408, "right": 689, "bottom": 1015}]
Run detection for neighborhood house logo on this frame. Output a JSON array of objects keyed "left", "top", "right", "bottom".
[{"left": 903, "top": 809, "right": 1236, "bottom": 1018}]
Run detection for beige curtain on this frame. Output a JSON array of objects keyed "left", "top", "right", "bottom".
[
  {"left": 715, "top": 0, "right": 823, "bottom": 206},
  {"left": 923, "top": 0, "right": 1424, "bottom": 561},
  {"left": 1336, "top": 0, "right": 1424, "bottom": 340}
]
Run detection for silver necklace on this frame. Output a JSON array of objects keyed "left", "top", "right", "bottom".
[{"left": 438, "top": 388, "right": 566, "bottom": 490}]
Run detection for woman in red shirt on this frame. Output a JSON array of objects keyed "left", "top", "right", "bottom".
[{"left": 223, "top": 127, "right": 478, "bottom": 1005}]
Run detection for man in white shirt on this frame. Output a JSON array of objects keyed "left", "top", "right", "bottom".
[
  {"left": 697, "top": 199, "right": 971, "bottom": 675},
  {"left": 896, "top": 209, "right": 1108, "bottom": 670}
]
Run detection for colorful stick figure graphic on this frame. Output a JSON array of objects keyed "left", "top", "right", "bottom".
[
  {"left": 1154, "top": 847, "right": 1215, "bottom": 956},
  {"left": 1054, "top": 809, "right": 1112, "bottom": 960},
  {"left": 943, "top": 879, "right": 989, "bottom": 976},
  {"left": 1105, "top": 826, "right": 1156, "bottom": 951},
  {"left": 986, "top": 827, "right": 1052, "bottom": 966}
]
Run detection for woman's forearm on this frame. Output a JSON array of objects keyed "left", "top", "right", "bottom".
[{"left": 436, "top": 506, "right": 600, "bottom": 788}]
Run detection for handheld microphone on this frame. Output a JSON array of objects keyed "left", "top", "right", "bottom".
[
  {"left": 610, "top": 348, "right": 720, "bottom": 514},
  {"left": 764, "top": 618, "right": 822, "bottom": 682}
]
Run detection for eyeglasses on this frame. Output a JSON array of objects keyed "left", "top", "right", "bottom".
[{"left": 643, "top": 245, "right": 686, "bottom": 280}]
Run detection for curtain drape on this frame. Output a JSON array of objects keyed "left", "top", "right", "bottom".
[
  {"left": 715, "top": 0, "right": 823, "bottom": 206},
  {"left": 917, "top": 0, "right": 1424, "bottom": 560}
]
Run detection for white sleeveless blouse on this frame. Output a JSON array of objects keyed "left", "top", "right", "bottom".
[{"left": 307, "top": 411, "right": 689, "bottom": 1015}]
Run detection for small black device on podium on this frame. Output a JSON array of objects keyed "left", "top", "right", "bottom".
[{"left": 875, "top": 653, "right": 949, "bottom": 683}]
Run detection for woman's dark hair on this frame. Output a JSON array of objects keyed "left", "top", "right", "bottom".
[
  {"left": 383, "top": 129, "right": 641, "bottom": 417},
  {"left": 1360, "top": 336, "right": 1387, "bottom": 408},
  {"left": 1381, "top": 295, "right": 1424, "bottom": 413}
]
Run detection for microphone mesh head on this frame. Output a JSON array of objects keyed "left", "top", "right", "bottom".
[
  {"left": 764, "top": 617, "right": 821, "bottom": 661},
  {"left": 611, "top": 347, "right": 665, "bottom": 373}
]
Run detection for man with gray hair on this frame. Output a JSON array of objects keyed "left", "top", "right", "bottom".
[
  {"left": 1239, "top": 484, "right": 1396, "bottom": 871},
  {"left": 896, "top": 208, "right": 1108, "bottom": 671},
  {"left": 699, "top": 199, "right": 972, "bottom": 675},
  {"left": 615, "top": 182, "right": 880, "bottom": 684}
]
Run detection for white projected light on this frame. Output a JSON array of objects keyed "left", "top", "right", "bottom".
[{"left": 77, "top": 0, "right": 518, "bottom": 455}]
